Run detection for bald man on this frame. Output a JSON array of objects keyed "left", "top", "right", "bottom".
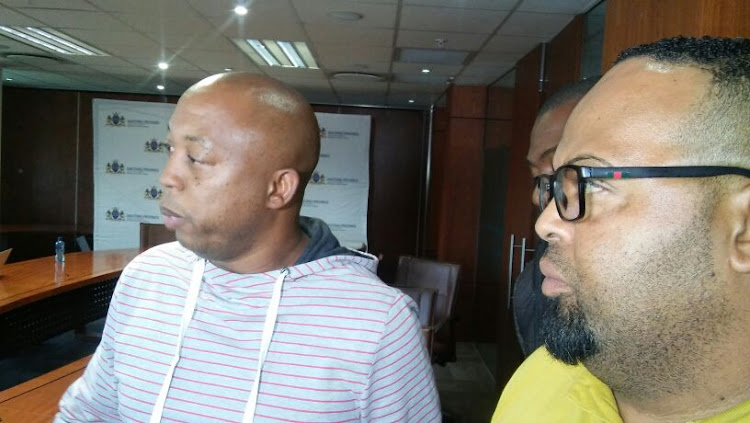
[{"left": 56, "top": 73, "right": 440, "bottom": 422}]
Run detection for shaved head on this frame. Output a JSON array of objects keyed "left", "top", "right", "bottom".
[
  {"left": 161, "top": 72, "right": 321, "bottom": 271},
  {"left": 183, "top": 72, "right": 321, "bottom": 194}
]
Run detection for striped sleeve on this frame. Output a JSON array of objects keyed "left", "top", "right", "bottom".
[
  {"left": 55, "top": 287, "right": 123, "bottom": 422},
  {"left": 360, "top": 293, "right": 441, "bottom": 422}
]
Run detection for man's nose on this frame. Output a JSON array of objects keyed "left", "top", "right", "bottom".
[{"left": 160, "top": 156, "right": 184, "bottom": 191}]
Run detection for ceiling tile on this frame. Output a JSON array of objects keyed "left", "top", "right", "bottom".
[
  {"left": 293, "top": 0, "right": 397, "bottom": 28},
  {"left": 339, "top": 92, "right": 386, "bottom": 106},
  {"left": 315, "top": 45, "right": 392, "bottom": 69},
  {"left": 403, "top": 0, "right": 517, "bottom": 10},
  {"left": 497, "top": 12, "right": 574, "bottom": 38},
  {"left": 517, "top": 0, "right": 599, "bottom": 14},
  {"left": 483, "top": 34, "right": 546, "bottom": 53},
  {"left": 393, "top": 72, "right": 453, "bottom": 85},
  {"left": 0, "top": 5, "right": 44, "bottom": 25},
  {"left": 325, "top": 62, "right": 391, "bottom": 75},
  {"left": 386, "top": 91, "right": 441, "bottom": 108},
  {"left": 470, "top": 50, "right": 521, "bottom": 66},
  {"left": 3, "top": 0, "right": 96, "bottom": 10},
  {"left": 63, "top": 29, "right": 155, "bottom": 47},
  {"left": 215, "top": 20, "right": 309, "bottom": 40},
  {"left": 17, "top": 9, "right": 132, "bottom": 31},
  {"left": 91, "top": 0, "right": 196, "bottom": 13},
  {"left": 301, "top": 88, "right": 339, "bottom": 105},
  {"left": 113, "top": 12, "right": 214, "bottom": 36},
  {"left": 306, "top": 25, "right": 393, "bottom": 46},
  {"left": 389, "top": 81, "right": 445, "bottom": 94},
  {"left": 175, "top": 49, "right": 260, "bottom": 73},
  {"left": 400, "top": 6, "right": 509, "bottom": 33},
  {"left": 189, "top": 0, "right": 299, "bottom": 20},
  {"left": 392, "top": 62, "right": 462, "bottom": 76},
  {"left": 331, "top": 80, "right": 388, "bottom": 94},
  {"left": 397, "top": 30, "right": 488, "bottom": 51},
  {"left": 263, "top": 66, "right": 326, "bottom": 79}
]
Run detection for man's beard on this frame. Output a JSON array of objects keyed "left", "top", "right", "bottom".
[{"left": 541, "top": 294, "right": 599, "bottom": 365}]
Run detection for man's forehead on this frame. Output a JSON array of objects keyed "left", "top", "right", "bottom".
[{"left": 553, "top": 58, "right": 710, "bottom": 168}]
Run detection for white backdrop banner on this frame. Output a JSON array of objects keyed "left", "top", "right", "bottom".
[
  {"left": 93, "top": 101, "right": 371, "bottom": 250},
  {"left": 93, "top": 99, "right": 176, "bottom": 250},
  {"left": 301, "top": 113, "right": 371, "bottom": 249}
]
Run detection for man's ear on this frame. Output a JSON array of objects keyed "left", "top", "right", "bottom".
[
  {"left": 728, "top": 183, "right": 750, "bottom": 274},
  {"left": 266, "top": 169, "right": 301, "bottom": 210}
]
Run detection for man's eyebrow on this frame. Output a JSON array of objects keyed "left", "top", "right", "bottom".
[
  {"left": 526, "top": 146, "right": 558, "bottom": 166},
  {"left": 165, "top": 124, "right": 209, "bottom": 146},
  {"left": 565, "top": 154, "right": 614, "bottom": 167}
]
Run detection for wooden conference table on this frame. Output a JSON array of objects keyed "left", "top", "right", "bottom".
[
  {"left": 0, "top": 355, "right": 90, "bottom": 422},
  {"left": 0, "top": 249, "right": 139, "bottom": 356}
]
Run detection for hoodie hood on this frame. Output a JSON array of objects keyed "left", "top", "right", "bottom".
[{"left": 295, "top": 216, "right": 352, "bottom": 264}]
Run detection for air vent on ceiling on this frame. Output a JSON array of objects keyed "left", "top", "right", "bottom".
[
  {"left": 397, "top": 48, "right": 470, "bottom": 65},
  {"left": 331, "top": 72, "right": 385, "bottom": 82}
]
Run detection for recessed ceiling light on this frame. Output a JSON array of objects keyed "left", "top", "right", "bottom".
[
  {"left": 0, "top": 26, "right": 107, "bottom": 56},
  {"left": 234, "top": 5, "right": 248, "bottom": 15},
  {"left": 408, "top": 99, "right": 415, "bottom": 103},
  {"left": 421, "top": 68, "right": 431, "bottom": 73},
  {"left": 328, "top": 11, "right": 363, "bottom": 21},
  {"left": 4, "top": 78, "right": 13, "bottom": 81},
  {"left": 224, "top": 67, "right": 233, "bottom": 72},
  {"left": 158, "top": 62, "right": 169, "bottom": 70},
  {"left": 156, "top": 84, "right": 165, "bottom": 90}
]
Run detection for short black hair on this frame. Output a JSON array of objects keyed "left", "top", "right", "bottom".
[
  {"left": 538, "top": 76, "right": 601, "bottom": 117},
  {"left": 616, "top": 36, "right": 750, "bottom": 168},
  {"left": 616, "top": 36, "right": 750, "bottom": 82}
]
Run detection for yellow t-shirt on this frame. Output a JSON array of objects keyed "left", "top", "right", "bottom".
[{"left": 491, "top": 347, "right": 750, "bottom": 423}]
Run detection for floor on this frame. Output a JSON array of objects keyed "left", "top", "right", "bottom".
[{"left": 0, "top": 321, "right": 501, "bottom": 422}]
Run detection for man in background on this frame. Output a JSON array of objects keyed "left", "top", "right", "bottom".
[
  {"left": 514, "top": 77, "right": 598, "bottom": 356},
  {"left": 56, "top": 73, "right": 439, "bottom": 422},
  {"left": 495, "top": 36, "right": 750, "bottom": 421}
]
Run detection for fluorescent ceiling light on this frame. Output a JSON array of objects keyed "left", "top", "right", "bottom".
[
  {"left": 0, "top": 26, "right": 107, "bottom": 56},
  {"left": 421, "top": 68, "right": 431, "bottom": 73},
  {"left": 233, "top": 38, "right": 318, "bottom": 69},
  {"left": 156, "top": 84, "right": 165, "bottom": 90}
]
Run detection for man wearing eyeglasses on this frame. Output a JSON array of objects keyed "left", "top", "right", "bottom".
[
  {"left": 493, "top": 36, "right": 750, "bottom": 422},
  {"left": 514, "top": 78, "right": 599, "bottom": 357}
]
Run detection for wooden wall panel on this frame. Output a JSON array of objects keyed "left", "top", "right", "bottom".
[
  {"left": 545, "top": 15, "right": 585, "bottom": 96},
  {"left": 1, "top": 89, "right": 78, "bottom": 227},
  {"left": 423, "top": 108, "right": 448, "bottom": 258},
  {"left": 437, "top": 115, "right": 485, "bottom": 340},
  {"left": 602, "top": 0, "right": 750, "bottom": 71}
]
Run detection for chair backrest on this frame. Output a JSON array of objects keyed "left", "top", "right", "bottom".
[
  {"left": 76, "top": 235, "right": 91, "bottom": 251},
  {"left": 139, "top": 223, "right": 176, "bottom": 249},
  {"left": 398, "top": 286, "right": 436, "bottom": 328},
  {"left": 394, "top": 256, "right": 460, "bottom": 324}
]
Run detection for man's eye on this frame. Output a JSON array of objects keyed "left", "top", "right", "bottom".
[{"left": 586, "top": 179, "right": 606, "bottom": 192}]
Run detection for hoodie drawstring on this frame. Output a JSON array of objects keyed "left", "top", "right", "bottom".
[{"left": 150, "top": 262, "right": 289, "bottom": 423}]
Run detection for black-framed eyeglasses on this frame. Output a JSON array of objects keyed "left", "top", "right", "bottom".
[{"left": 538, "top": 165, "right": 750, "bottom": 221}]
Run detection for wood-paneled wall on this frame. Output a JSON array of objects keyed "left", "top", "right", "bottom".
[
  {"left": 0, "top": 88, "right": 428, "bottom": 266},
  {"left": 602, "top": 0, "right": 750, "bottom": 71}
]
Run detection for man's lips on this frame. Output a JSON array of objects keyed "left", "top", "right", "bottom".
[
  {"left": 539, "top": 259, "right": 573, "bottom": 297},
  {"left": 160, "top": 205, "right": 185, "bottom": 230}
]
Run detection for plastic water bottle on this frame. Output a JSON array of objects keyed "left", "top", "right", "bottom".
[{"left": 55, "top": 236, "right": 65, "bottom": 263}]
